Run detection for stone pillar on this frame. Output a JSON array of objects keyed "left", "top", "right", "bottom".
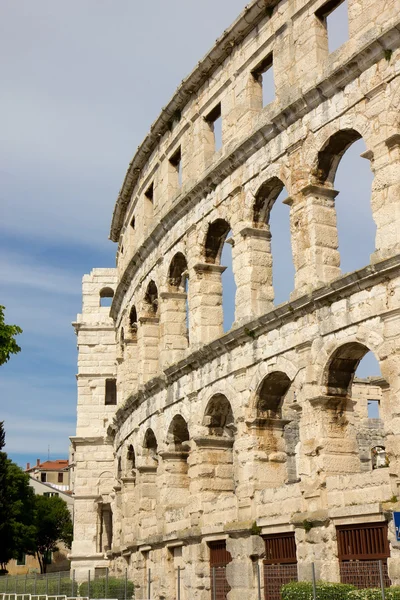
[
  {"left": 189, "top": 263, "right": 226, "bottom": 346},
  {"left": 226, "top": 535, "right": 264, "bottom": 600},
  {"left": 159, "top": 291, "right": 188, "bottom": 370},
  {"left": 371, "top": 135, "right": 400, "bottom": 263},
  {"left": 137, "top": 465, "right": 159, "bottom": 539},
  {"left": 137, "top": 316, "right": 159, "bottom": 384},
  {"left": 120, "top": 477, "right": 137, "bottom": 550},
  {"left": 158, "top": 450, "right": 190, "bottom": 509},
  {"left": 302, "top": 397, "right": 360, "bottom": 481},
  {"left": 288, "top": 185, "right": 341, "bottom": 297},
  {"left": 232, "top": 226, "right": 274, "bottom": 323}
]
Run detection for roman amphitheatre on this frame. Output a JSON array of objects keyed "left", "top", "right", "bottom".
[{"left": 70, "top": 0, "right": 400, "bottom": 598}]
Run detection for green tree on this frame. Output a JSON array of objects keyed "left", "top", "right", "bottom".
[
  {"left": 0, "top": 429, "right": 36, "bottom": 570},
  {"left": 34, "top": 495, "right": 73, "bottom": 574},
  {"left": 0, "top": 305, "right": 22, "bottom": 366}
]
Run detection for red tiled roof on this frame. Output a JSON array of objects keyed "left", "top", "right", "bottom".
[{"left": 26, "top": 459, "right": 69, "bottom": 472}]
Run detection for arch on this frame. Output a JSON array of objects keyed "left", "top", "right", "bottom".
[
  {"left": 167, "top": 415, "right": 190, "bottom": 451},
  {"left": 129, "top": 305, "right": 138, "bottom": 331},
  {"left": 144, "top": 280, "right": 159, "bottom": 315},
  {"left": 253, "top": 176, "right": 285, "bottom": 226},
  {"left": 256, "top": 371, "right": 292, "bottom": 418},
  {"left": 204, "top": 219, "right": 231, "bottom": 264},
  {"left": 203, "top": 394, "right": 234, "bottom": 437},
  {"left": 168, "top": 252, "right": 188, "bottom": 291},
  {"left": 127, "top": 444, "right": 136, "bottom": 470},
  {"left": 143, "top": 428, "right": 158, "bottom": 455},
  {"left": 325, "top": 342, "right": 372, "bottom": 397},
  {"left": 315, "top": 128, "right": 362, "bottom": 185}
]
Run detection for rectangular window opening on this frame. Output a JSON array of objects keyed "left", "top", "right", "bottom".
[
  {"left": 130, "top": 216, "right": 135, "bottom": 230},
  {"left": 170, "top": 147, "right": 182, "bottom": 187},
  {"left": 17, "top": 554, "right": 26, "bottom": 566},
  {"left": 58, "top": 472, "right": 64, "bottom": 483},
  {"left": 252, "top": 53, "right": 275, "bottom": 107},
  {"left": 105, "top": 378, "right": 117, "bottom": 406},
  {"left": 41, "top": 472, "right": 47, "bottom": 483},
  {"left": 145, "top": 182, "right": 154, "bottom": 203},
  {"left": 368, "top": 399, "right": 380, "bottom": 419},
  {"left": 316, "top": 0, "right": 349, "bottom": 53},
  {"left": 205, "top": 103, "right": 222, "bottom": 152}
]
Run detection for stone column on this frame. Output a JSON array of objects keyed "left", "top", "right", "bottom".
[
  {"left": 371, "top": 135, "right": 400, "bottom": 262},
  {"left": 159, "top": 291, "right": 188, "bottom": 370},
  {"left": 288, "top": 185, "right": 341, "bottom": 297},
  {"left": 137, "top": 316, "right": 159, "bottom": 385},
  {"left": 226, "top": 536, "right": 264, "bottom": 600},
  {"left": 232, "top": 226, "right": 274, "bottom": 323},
  {"left": 136, "top": 465, "right": 158, "bottom": 539},
  {"left": 189, "top": 263, "right": 226, "bottom": 346},
  {"left": 158, "top": 450, "right": 190, "bottom": 509},
  {"left": 302, "top": 397, "right": 360, "bottom": 481}
]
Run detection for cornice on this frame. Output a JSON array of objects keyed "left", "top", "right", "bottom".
[
  {"left": 110, "top": 23, "right": 400, "bottom": 321},
  {"left": 109, "top": 253, "right": 400, "bottom": 436}
]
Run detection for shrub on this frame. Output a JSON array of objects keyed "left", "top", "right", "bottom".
[
  {"left": 282, "top": 581, "right": 356, "bottom": 600},
  {"left": 348, "top": 588, "right": 400, "bottom": 600},
  {"left": 79, "top": 576, "right": 134, "bottom": 600}
]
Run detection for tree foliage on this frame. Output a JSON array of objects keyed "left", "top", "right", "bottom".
[
  {"left": 0, "top": 305, "right": 22, "bottom": 367},
  {"left": 34, "top": 495, "right": 73, "bottom": 574},
  {"left": 0, "top": 431, "right": 36, "bottom": 569}
]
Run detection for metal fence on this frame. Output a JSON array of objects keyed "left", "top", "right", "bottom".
[
  {"left": 1, "top": 560, "right": 399, "bottom": 600},
  {"left": 0, "top": 571, "right": 131, "bottom": 600}
]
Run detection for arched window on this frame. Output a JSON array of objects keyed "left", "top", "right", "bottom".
[
  {"left": 167, "top": 253, "right": 189, "bottom": 344},
  {"left": 253, "top": 178, "right": 294, "bottom": 304},
  {"left": 144, "top": 281, "right": 159, "bottom": 316},
  {"left": 316, "top": 129, "right": 375, "bottom": 273},
  {"left": 100, "top": 287, "right": 114, "bottom": 308},
  {"left": 256, "top": 372, "right": 291, "bottom": 419},
  {"left": 129, "top": 305, "right": 138, "bottom": 341},
  {"left": 168, "top": 253, "right": 188, "bottom": 291},
  {"left": 203, "top": 394, "right": 234, "bottom": 437},
  {"left": 143, "top": 428, "right": 158, "bottom": 457},
  {"left": 126, "top": 444, "right": 136, "bottom": 480},
  {"left": 204, "top": 219, "right": 236, "bottom": 331},
  {"left": 167, "top": 415, "right": 190, "bottom": 452}
]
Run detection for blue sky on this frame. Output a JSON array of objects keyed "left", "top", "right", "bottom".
[{"left": 1, "top": 0, "right": 380, "bottom": 469}]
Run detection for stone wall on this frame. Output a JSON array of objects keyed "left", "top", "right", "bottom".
[{"left": 71, "top": 0, "right": 400, "bottom": 597}]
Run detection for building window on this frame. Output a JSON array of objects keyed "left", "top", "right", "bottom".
[
  {"left": 100, "top": 287, "right": 114, "bottom": 308},
  {"left": 316, "top": 0, "right": 349, "bottom": 53},
  {"left": 205, "top": 103, "right": 222, "bottom": 152},
  {"left": 130, "top": 216, "right": 135, "bottom": 230},
  {"left": 368, "top": 399, "right": 380, "bottom": 419},
  {"left": 145, "top": 182, "right": 154, "bottom": 203},
  {"left": 58, "top": 472, "right": 64, "bottom": 483},
  {"left": 41, "top": 472, "right": 47, "bottom": 483},
  {"left": 169, "top": 147, "right": 182, "bottom": 187},
  {"left": 16, "top": 554, "right": 26, "bottom": 566},
  {"left": 105, "top": 378, "right": 117, "bottom": 406},
  {"left": 252, "top": 53, "right": 275, "bottom": 106}
]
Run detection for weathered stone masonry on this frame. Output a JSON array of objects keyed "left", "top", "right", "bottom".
[{"left": 71, "top": 0, "right": 400, "bottom": 597}]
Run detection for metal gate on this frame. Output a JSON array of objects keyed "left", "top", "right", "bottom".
[
  {"left": 209, "top": 541, "right": 232, "bottom": 600},
  {"left": 337, "top": 522, "right": 391, "bottom": 588},
  {"left": 263, "top": 532, "right": 298, "bottom": 600}
]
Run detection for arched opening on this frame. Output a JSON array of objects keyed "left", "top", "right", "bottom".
[
  {"left": 167, "top": 415, "right": 190, "bottom": 451},
  {"left": 144, "top": 281, "right": 159, "bottom": 316},
  {"left": 253, "top": 372, "right": 298, "bottom": 485},
  {"left": 162, "top": 415, "right": 190, "bottom": 501},
  {"left": 129, "top": 306, "right": 138, "bottom": 339},
  {"left": 196, "top": 394, "right": 235, "bottom": 495},
  {"left": 143, "top": 428, "right": 158, "bottom": 458},
  {"left": 203, "top": 394, "right": 235, "bottom": 437},
  {"left": 348, "top": 349, "right": 388, "bottom": 472},
  {"left": 204, "top": 219, "right": 236, "bottom": 332},
  {"left": 127, "top": 444, "right": 136, "bottom": 472},
  {"left": 320, "top": 343, "right": 387, "bottom": 475},
  {"left": 139, "top": 282, "right": 160, "bottom": 383},
  {"left": 253, "top": 178, "right": 294, "bottom": 305},
  {"left": 316, "top": 129, "right": 375, "bottom": 273},
  {"left": 165, "top": 252, "right": 189, "bottom": 349},
  {"left": 100, "top": 287, "right": 114, "bottom": 308}
]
